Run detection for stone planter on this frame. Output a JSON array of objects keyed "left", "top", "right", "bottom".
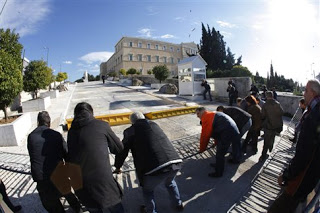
[
  {"left": 0, "top": 113, "right": 32, "bottom": 146},
  {"left": 22, "top": 96, "right": 51, "bottom": 112},
  {"left": 151, "top": 83, "right": 166, "bottom": 89},
  {"left": 40, "top": 90, "right": 59, "bottom": 99}
]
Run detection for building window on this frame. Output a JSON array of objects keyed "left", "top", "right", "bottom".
[
  {"left": 129, "top": 42, "right": 133, "bottom": 47},
  {"left": 170, "top": 47, "right": 174, "bottom": 52},
  {"left": 177, "top": 48, "right": 180, "bottom": 52},
  {"left": 170, "top": 57, "right": 174, "bottom": 64},
  {"left": 155, "top": 44, "right": 159, "bottom": 50},
  {"left": 147, "top": 55, "right": 151, "bottom": 62},
  {"left": 138, "top": 54, "right": 142, "bottom": 61},
  {"left": 171, "top": 71, "right": 175, "bottom": 75},
  {"left": 138, "top": 42, "right": 142, "bottom": 48},
  {"left": 155, "top": 56, "right": 159, "bottom": 62},
  {"left": 128, "top": 54, "right": 133, "bottom": 61},
  {"left": 163, "top": 57, "right": 167, "bottom": 63},
  {"left": 177, "top": 58, "right": 180, "bottom": 63},
  {"left": 163, "top": 46, "right": 166, "bottom": 51},
  {"left": 147, "top": 43, "right": 151, "bottom": 49}
]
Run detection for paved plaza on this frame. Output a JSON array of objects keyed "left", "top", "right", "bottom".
[{"left": 0, "top": 81, "right": 295, "bottom": 212}]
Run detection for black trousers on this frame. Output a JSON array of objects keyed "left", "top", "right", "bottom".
[{"left": 37, "top": 180, "right": 81, "bottom": 213}]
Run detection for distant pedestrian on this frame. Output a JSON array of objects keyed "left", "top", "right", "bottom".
[
  {"left": 27, "top": 111, "right": 82, "bottom": 213},
  {"left": 236, "top": 97, "right": 248, "bottom": 111},
  {"left": 241, "top": 96, "right": 262, "bottom": 154},
  {"left": 272, "top": 87, "right": 278, "bottom": 100},
  {"left": 102, "top": 75, "right": 105, "bottom": 84},
  {"left": 227, "top": 80, "right": 238, "bottom": 106},
  {"left": 268, "top": 79, "right": 320, "bottom": 213},
  {"left": 260, "top": 91, "right": 284, "bottom": 161},
  {"left": 0, "top": 178, "right": 22, "bottom": 212},
  {"left": 289, "top": 98, "right": 307, "bottom": 143},
  {"left": 67, "top": 102, "right": 124, "bottom": 213},
  {"left": 114, "top": 112, "right": 183, "bottom": 213},
  {"left": 196, "top": 107, "right": 241, "bottom": 177},
  {"left": 261, "top": 85, "right": 268, "bottom": 101},
  {"left": 250, "top": 84, "right": 259, "bottom": 97},
  {"left": 201, "top": 79, "right": 212, "bottom": 101}
]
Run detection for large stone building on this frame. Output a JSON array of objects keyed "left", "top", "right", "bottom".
[{"left": 100, "top": 36, "right": 198, "bottom": 77}]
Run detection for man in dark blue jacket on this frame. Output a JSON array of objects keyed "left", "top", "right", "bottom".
[
  {"left": 268, "top": 79, "right": 320, "bottom": 213},
  {"left": 27, "top": 111, "right": 82, "bottom": 213},
  {"left": 114, "top": 112, "right": 183, "bottom": 213}
]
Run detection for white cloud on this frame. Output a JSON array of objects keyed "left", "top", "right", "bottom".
[
  {"left": 79, "top": 51, "right": 113, "bottom": 64},
  {"left": 220, "top": 31, "right": 232, "bottom": 38},
  {"left": 217, "top": 20, "right": 236, "bottom": 28},
  {"left": 146, "top": 6, "right": 159, "bottom": 16},
  {"left": 63, "top": 61, "right": 72, "bottom": 64},
  {"left": 174, "top": 17, "right": 185, "bottom": 22},
  {"left": 138, "top": 28, "right": 153, "bottom": 37},
  {"left": 160, "top": 34, "right": 175, "bottom": 39},
  {"left": 0, "top": 0, "right": 51, "bottom": 36}
]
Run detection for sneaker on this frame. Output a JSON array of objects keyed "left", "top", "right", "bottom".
[
  {"left": 176, "top": 203, "right": 184, "bottom": 211},
  {"left": 208, "top": 172, "right": 222, "bottom": 178},
  {"left": 259, "top": 154, "right": 269, "bottom": 162}
]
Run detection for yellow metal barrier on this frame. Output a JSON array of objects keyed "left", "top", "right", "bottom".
[
  {"left": 144, "top": 106, "right": 198, "bottom": 120},
  {"left": 66, "top": 106, "right": 199, "bottom": 130},
  {"left": 66, "top": 112, "right": 132, "bottom": 130}
]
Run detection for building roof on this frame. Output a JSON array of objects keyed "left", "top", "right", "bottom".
[{"left": 178, "top": 55, "right": 207, "bottom": 66}]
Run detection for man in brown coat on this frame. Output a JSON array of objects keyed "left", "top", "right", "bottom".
[{"left": 260, "top": 91, "right": 283, "bottom": 160}]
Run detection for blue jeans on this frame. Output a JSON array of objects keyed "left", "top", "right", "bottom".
[{"left": 142, "top": 166, "right": 182, "bottom": 213}]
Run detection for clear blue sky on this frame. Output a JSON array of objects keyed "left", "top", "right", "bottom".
[{"left": 1, "top": 0, "right": 319, "bottom": 84}]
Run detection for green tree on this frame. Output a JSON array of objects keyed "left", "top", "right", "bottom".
[
  {"left": 152, "top": 65, "right": 169, "bottom": 83},
  {"left": 198, "top": 23, "right": 241, "bottom": 72},
  {"left": 230, "top": 65, "right": 252, "bottom": 77},
  {"left": 0, "top": 29, "right": 23, "bottom": 121},
  {"left": 23, "top": 60, "right": 53, "bottom": 99},
  {"left": 147, "top": 70, "right": 153, "bottom": 75},
  {"left": 127, "top": 68, "right": 137, "bottom": 75},
  {"left": 63, "top": 72, "right": 68, "bottom": 81},
  {"left": 56, "top": 72, "right": 65, "bottom": 82},
  {"left": 119, "top": 68, "right": 126, "bottom": 76}
]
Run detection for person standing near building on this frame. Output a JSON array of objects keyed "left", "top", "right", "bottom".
[
  {"left": 27, "top": 111, "right": 82, "bottom": 213},
  {"left": 102, "top": 75, "right": 105, "bottom": 84},
  {"left": 196, "top": 107, "right": 241, "bottom": 177},
  {"left": 67, "top": 102, "right": 124, "bottom": 213},
  {"left": 201, "top": 79, "right": 212, "bottom": 101},
  {"left": 260, "top": 91, "right": 284, "bottom": 161},
  {"left": 227, "top": 80, "right": 237, "bottom": 106},
  {"left": 268, "top": 79, "right": 320, "bottom": 213},
  {"left": 114, "top": 112, "right": 183, "bottom": 213}
]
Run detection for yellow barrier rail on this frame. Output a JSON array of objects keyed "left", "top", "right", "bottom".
[
  {"left": 66, "top": 106, "right": 199, "bottom": 130},
  {"left": 144, "top": 106, "right": 198, "bottom": 120}
]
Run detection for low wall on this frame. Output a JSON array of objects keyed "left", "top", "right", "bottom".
[
  {"left": 22, "top": 96, "right": 51, "bottom": 112},
  {"left": 0, "top": 113, "right": 32, "bottom": 146},
  {"left": 207, "top": 77, "right": 252, "bottom": 98},
  {"left": 40, "top": 90, "right": 60, "bottom": 99},
  {"left": 277, "top": 94, "right": 303, "bottom": 116}
]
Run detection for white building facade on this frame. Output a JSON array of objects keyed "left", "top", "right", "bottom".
[{"left": 100, "top": 36, "right": 198, "bottom": 77}]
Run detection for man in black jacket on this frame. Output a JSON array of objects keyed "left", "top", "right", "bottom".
[
  {"left": 268, "top": 79, "right": 320, "bottom": 213},
  {"left": 201, "top": 79, "right": 212, "bottom": 101},
  {"left": 114, "top": 112, "right": 183, "bottom": 213},
  {"left": 67, "top": 102, "right": 124, "bottom": 213},
  {"left": 27, "top": 111, "right": 82, "bottom": 213}
]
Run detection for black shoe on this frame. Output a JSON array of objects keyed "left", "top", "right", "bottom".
[
  {"left": 140, "top": 205, "right": 147, "bottom": 213},
  {"left": 12, "top": 205, "right": 22, "bottom": 213},
  {"left": 289, "top": 138, "right": 296, "bottom": 143},
  {"left": 252, "top": 148, "right": 258, "bottom": 154},
  {"left": 210, "top": 163, "right": 216, "bottom": 168},
  {"left": 259, "top": 154, "right": 269, "bottom": 162},
  {"left": 176, "top": 203, "right": 184, "bottom": 211},
  {"left": 208, "top": 172, "right": 222, "bottom": 178},
  {"left": 227, "top": 159, "right": 240, "bottom": 164}
]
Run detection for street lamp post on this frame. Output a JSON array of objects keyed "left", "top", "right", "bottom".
[
  {"left": 311, "top": 62, "right": 315, "bottom": 79},
  {"left": 43, "top": 47, "right": 49, "bottom": 65}
]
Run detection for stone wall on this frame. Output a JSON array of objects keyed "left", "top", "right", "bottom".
[{"left": 277, "top": 94, "right": 303, "bottom": 116}]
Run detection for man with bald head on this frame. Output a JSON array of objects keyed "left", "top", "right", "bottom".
[{"left": 268, "top": 79, "right": 320, "bottom": 213}]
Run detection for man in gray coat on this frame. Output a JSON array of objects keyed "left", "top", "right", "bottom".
[{"left": 260, "top": 91, "right": 284, "bottom": 160}]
